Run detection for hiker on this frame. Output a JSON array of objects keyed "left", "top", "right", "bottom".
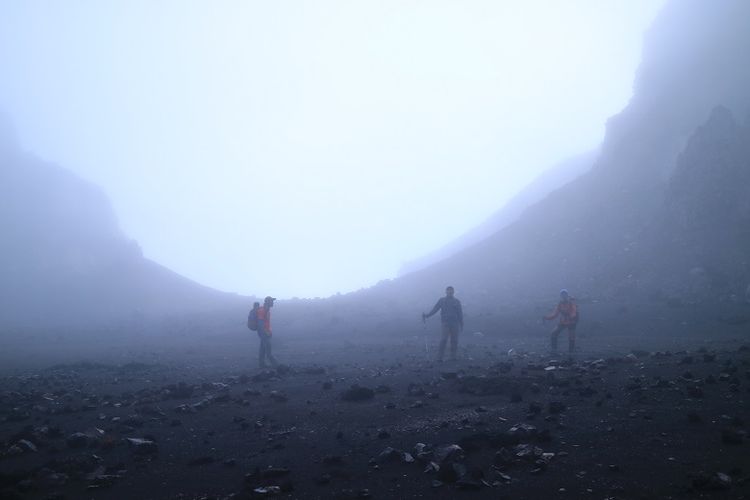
[
  {"left": 422, "top": 286, "right": 464, "bottom": 362},
  {"left": 543, "top": 289, "right": 579, "bottom": 353},
  {"left": 254, "top": 296, "right": 278, "bottom": 368}
]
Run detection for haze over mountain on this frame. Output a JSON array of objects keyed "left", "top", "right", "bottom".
[
  {"left": 357, "top": 0, "right": 750, "bottom": 316},
  {"left": 0, "top": 1, "right": 664, "bottom": 298},
  {"left": 398, "top": 150, "right": 597, "bottom": 276},
  {"left": 2, "top": 0, "right": 749, "bottom": 333},
  {"left": 2, "top": 4, "right": 750, "bottom": 499},
  {"left": 0, "top": 120, "right": 241, "bottom": 329}
]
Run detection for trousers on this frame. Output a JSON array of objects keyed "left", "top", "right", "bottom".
[
  {"left": 550, "top": 323, "right": 576, "bottom": 352},
  {"left": 258, "top": 332, "right": 277, "bottom": 367},
  {"left": 439, "top": 323, "right": 460, "bottom": 361}
]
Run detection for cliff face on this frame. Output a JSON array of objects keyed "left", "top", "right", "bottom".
[
  {"left": 600, "top": 0, "right": 750, "bottom": 183},
  {"left": 0, "top": 120, "right": 239, "bottom": 329},
  {"left": 654, "top": 106, "right": 750, "bottom": 296},
  {"left": 357, "top": 0, "right": 750, "bottom": 310}
]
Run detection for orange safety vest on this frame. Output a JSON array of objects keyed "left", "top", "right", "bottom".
[
  {"left": 546, "top": 300, "right": 578, "bottom": 326},
  {"left": 256, "top": 306, "right": 272, "bottom": 334}
]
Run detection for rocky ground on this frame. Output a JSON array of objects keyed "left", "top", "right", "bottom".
[{"left": 1, "top": 320, "right": 749, "bottom": 500}]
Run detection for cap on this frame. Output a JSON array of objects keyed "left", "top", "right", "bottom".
[{"left": 264, "top": 296, "right": 276, "bottom": 303}]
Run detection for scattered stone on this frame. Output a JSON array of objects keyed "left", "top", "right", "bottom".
[
  {"left": 253, "top": 486, "right": 281, "bottom": 495},
  {"left": 437, "top": 462, "right": 466, "bottom": 483},
  {"left": 456, "top": 478, "right": 482, "bottom": 490},
  {"left": 514, "top": 443, "right": 543, "bottom": 461},
  {"left": 125, "top": 437, "right": 158, "bottom": 455},
  {"left": 375, "top": 447, "right": 402, "bottom": 463},
  {"left": 414, "top": 443, "right": 433, "bottom": 462},
  {"left": 314, "top": 473, "right": 332, "bottom": 485},
  {"left": 508, "top": 423, "right": 537, "bottom": 438},
  {"left": 434, "top": 444, "right": 464, "bottom": 464},
  {"left": 687, "top": 412, "right": 703, "bottom": 424},
  {"left": 261, "top": 467, "right": 291, "bottom": 479},
  {"left": 269, "top": 391, "right": 288, "bottom": 402},
  {"left": 693, "top": 472, "right": 732, "bottom": 491},
  {"left": 341, "top": 385, "right": 374, "bottom": 402},
  {"left": 686, "top": 386, "right": 704, "bottom": 398},
  {"left": 493, "top": 448, "right": 513, "bottom": 466},
  {"left": 188, "top": 456, "right": 214, "bottom": 466},
  {"left": 322, "top": 455, "right": 344, "bottom": 466},
  {"left": 423, "top": 461, "right": 441, "bottom": 474},
  {"left": 408, "top": 384, "right": 426, "bottom": 397},
  {"left": 66, "top": 432, "right": 89, "bottom": 449},
  {"left": 721, "top": 428, "right": 745, "bottom": 445},
  {"left": 16, "top": 439, "right": 37, "bottom": 453},
  {"left": 548, "top": 401, "right": 566, "bottom": 414},
  {"left": 252, "top": 371, "right": 277, "bottom": 383}
]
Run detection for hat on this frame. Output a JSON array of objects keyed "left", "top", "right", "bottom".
[{"left": 264, "top": 296, "right": 276, "bottom": 304}]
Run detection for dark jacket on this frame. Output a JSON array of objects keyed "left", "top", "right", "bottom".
[{"left": 426, "top": 296, "right": 463, "bottom": 326}]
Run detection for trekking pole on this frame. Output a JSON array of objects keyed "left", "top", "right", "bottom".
[{"left": 422, "top": 314, "right": 429, "bottom": 358}]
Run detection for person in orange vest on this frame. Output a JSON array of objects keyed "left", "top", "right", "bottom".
[
  {"left": 543, "top": 289, "right": 579, "bottom": 353},
  {"left": 256, "top": 296, "right": 278, "bottom": 368}
]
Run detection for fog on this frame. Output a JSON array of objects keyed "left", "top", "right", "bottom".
[
  {"left": 0, "top": 0, "right": 664, "bottom": 298},
  {"left": 3, "top": 2, "right": 750, "bottom": 498}
]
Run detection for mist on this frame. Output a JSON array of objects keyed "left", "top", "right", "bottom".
[
  {"left": 2, "top": 1, "right": 750, "bottom": 499},
  {"left": 0, "top": 0, "right": 663, "bottom": 298}
]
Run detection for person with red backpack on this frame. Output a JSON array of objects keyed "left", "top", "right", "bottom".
[
  {"left": 247, "top": 296, "right": 278, "bottom": 368},
  {"left": 543, "top": 289, "right": 579, "bottom": 353}
]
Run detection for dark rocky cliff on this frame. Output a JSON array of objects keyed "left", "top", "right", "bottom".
[{"left": 352, "top": 0, "right": 750, "bottom": 314}]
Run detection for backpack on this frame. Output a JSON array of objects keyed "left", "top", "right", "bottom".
[
  {"left": 561, "top": 299, "right": 579, "bottom": 324},
  {"left": 247, "top": 308, "right": 258, "bottom": 331}
]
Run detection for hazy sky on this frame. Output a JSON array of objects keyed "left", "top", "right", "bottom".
[{"left": 0, "top": 1, "right": 665, "bottom": 298}]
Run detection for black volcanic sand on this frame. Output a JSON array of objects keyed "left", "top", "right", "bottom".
[{"left": 1, "top": 324, "right": 749, "bottom": 500}]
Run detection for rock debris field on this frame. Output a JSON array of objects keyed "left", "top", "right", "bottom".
[{"left": 1, "top": 332, "right": 749, "bottom": 499}]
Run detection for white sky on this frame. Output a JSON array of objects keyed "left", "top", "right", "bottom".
[{"left": 0, "top": 0, "right": 665, "bottom": 298}]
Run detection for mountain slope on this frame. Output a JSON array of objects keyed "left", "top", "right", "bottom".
[
  {"left": 398, "top": 150, "right": 597, "bottom": 276},
  {"left": 0, "top": 119, "right": 241, "bottom": 329},
  {"left": 358, "top": 0, "right": 750, "bottom": 312},
  {"left": 651, "top": 106, "right": 750, "bottom": 297}
]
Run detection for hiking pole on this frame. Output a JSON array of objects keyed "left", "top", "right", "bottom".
[{"left": 422, "top": 314, "right": 429, "bottom": 358}]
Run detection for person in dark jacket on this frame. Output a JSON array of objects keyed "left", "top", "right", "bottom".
[{"left": 423, "top": 286, "right": 464, "bottom": 362}]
